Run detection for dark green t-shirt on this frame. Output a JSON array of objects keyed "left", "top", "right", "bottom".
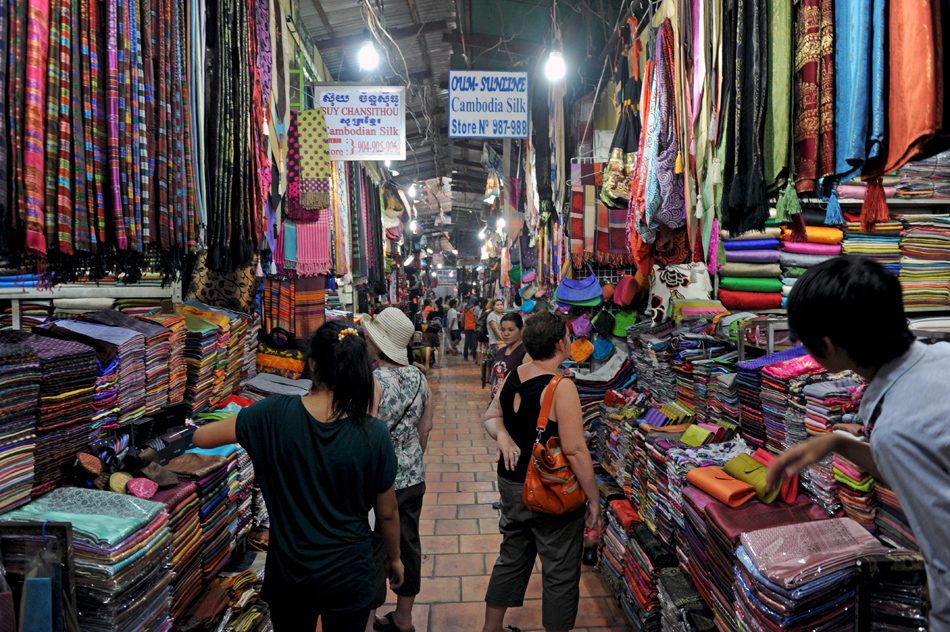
[{"left": 236, "top": 395, "right": 396, "bottom": 605}]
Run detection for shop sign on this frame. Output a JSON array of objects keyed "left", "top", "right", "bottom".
[
  {"left": 314, "top": 86, "right": 406, "bottom": 161},
  {"left": 448, "top": 71, "right": 529, "bottom": 139}
]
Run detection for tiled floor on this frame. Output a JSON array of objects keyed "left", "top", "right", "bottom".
[{"left": 374, "top": 353, "right": 627, "bottom": 632}]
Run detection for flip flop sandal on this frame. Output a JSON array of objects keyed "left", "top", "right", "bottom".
[{"left": 373, "top": 612, "right": 415, "bottom": 632}]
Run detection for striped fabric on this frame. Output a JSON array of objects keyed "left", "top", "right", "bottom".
[
  {"left": 294, "top": 213, "right": 331, "bottom": 277},
  {"left": 294, "top": 276, "right": 325, "bottom": 339}
]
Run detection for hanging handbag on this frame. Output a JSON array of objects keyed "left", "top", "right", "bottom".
[
  {"left": 522, "top": 376, "right": 588, "bottom": 514},
  {"left": 555, "top": 264, "right": 603, "bottom": 304}
]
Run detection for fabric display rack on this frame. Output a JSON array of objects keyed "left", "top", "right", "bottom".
[{"left": 571, "top": 305, "right": 932, "bottom": 632}]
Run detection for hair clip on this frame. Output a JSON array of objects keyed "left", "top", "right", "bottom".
[{"left": 338, "top": 328, "right": 360, "bottom": 342}]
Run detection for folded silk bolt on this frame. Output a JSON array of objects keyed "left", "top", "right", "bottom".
[
  {"left": 718, "top": 262, "right": 782, "bottom": 278},
  {"left": 722, "top": 239, "right": 781, "bottom": 251},
  {"left": 718, "top": 277, "right": 784, "bottom": 293},
  {"left": 724, "top": 453, "right": 780, "bottom": 504},
  {"left": 686, "top": 465, "right": 756, "bottom": 508},
  {"left": 718, "top": 290, "right": 783, "bottom": 311}
]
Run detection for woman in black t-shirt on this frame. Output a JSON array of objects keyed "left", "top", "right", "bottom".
[
  {"left": 481, "top": 311, "right": 601, "bottom": 632},
  {"left": 489, "top": 312, "right": 528, "bottom": 399},
  {"left": 193, "top": 322, "right": 404, "bottom": 632}
]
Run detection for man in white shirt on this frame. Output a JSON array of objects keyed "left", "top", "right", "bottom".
[{"left": 445, "top": 299, "right": 461, "bottom": 356}]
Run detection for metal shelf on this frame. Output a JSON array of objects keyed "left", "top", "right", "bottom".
[{"left": 0, "top": 281, "right": 182, "bottom": 329}]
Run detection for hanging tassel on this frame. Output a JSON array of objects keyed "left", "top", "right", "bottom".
[
  {"left": 790, "top": 213, "right": 808, "bottom": 242},
  {"left": 860, "top": 177, "right": 889, "bottom": 232},
  {"left": 695, "top": 197, "right": 705, "bottom": 220},
  {"left": 269, "top": 261, "right": 278, "bottom": 275},
  {"left": 775, "top": 180, "right": 801, "bottom": 223},
  {"left": 824, "top": 188, "right": 844, "bottom": 226},
  {"left": 675, "top": 152, "right": 684, "bottom": 174},
  {"left": 710, "top": 157, "right": 723, "bottom": 185},
  {"left": 709, "top": 218, "right": 721, "bottom": 274}
]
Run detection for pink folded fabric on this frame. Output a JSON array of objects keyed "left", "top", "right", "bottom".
[
  {"left": 781, "top": 242, "right": 842, "bottom": 256},
  {"left": 837, "top": 184, "right": 898, "bottom": 200}
]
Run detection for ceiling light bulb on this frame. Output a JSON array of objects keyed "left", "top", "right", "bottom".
[
  {"left": 478, "top": 228, "right": 487, "bottom": 240},
  {"left": 391, "top": 169, "right": 399, "bottom": 176},
  {"left": 451, "top": 249, "right": 458, "bottom": 255},
  {"left": 426, "top": 248, "right": 433, "bottom": 254},
  {"left": 403, "top": 255, "right": 415, "bottom": 266},
  {"left": 384, "top": 160, "right": 391, "bottom": 168},
  {"left": 496, "top": 217, "right": 506, "bottom": 231},
  {"left": 437, "top": 263, "right": 443, "bottom": 269},
  {"left": 358, "top": 41, "right": 379, "bottom": 71},
  {"left": 409, "top": 220, "right": 418, "bottom": 232},
  {"left": 408, "top": 184, "right": 417, "bottom": 199},
  {"left": 544, "top": 50, "right": 566, "bottom": 82}
]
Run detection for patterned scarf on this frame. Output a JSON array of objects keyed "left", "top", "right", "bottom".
[
  {"left": 295, "top": 108, "right": 331, "bottom": 212},
  {"left": 285, "top": 111, "right": 303, "bottom": 217},
  {"left": 0, "top": 0, "right": 7, "bottom": 251},
  {"left": 106, "top": 0, "right": 126, "bottom": 249},
  {"left": 294, "top": 276, "right": 325, "bottom": 338},
  {"left": 44, "top": 0, "right": 61, "bottom": 250},
  {"left": 23, "top": 0, "right": 50, "bottom": 254},
  {"left": 794, "top": 0, "right": 834, "bottom": 193},
  {"left": 295, "top": 213, "right": 332, "bottom": 277},
  {"left": 569, "top": 162, "right": 585, "bottom": 263}
]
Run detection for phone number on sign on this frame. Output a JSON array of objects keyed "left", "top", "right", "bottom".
[{"left": 492, "top": 119, "right": 528, "bottom": 136}]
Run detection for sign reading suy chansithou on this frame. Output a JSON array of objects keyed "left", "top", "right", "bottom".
[
  {"left": 315, "top": 85, "right": 406, "bottom": 161},
  {"left": 448, "top": 71, "right": 529, "bottom": 139}
]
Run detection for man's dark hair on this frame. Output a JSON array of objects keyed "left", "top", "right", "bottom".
[
  {"left": 449, "top": 299, "right": 458, "bottom": 308},
  {"left": 522, "top": 311, "right": 566, "bottom": 360},
  {"left": 788, "top": 256, "right": 913, "bottom": 368}
]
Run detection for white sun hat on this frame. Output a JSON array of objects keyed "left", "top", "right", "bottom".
[{"left": 360, "top": 307, "right": 415, "bottom": 366}]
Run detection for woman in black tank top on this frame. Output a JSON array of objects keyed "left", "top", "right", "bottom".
[{"left": 481, "top": 311, "right": 602, "bottom": 632}]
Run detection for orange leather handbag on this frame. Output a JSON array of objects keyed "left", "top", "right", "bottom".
[{"left": 522, "top": 376, "right": 588, "bottom": 514}]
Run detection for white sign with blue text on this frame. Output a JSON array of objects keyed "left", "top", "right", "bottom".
[
  {"left": 315, "top": 85, "right": 406, "bottom": 161},
  {"left": 448, "top": 71, "right": 529, "bottom": 139}
]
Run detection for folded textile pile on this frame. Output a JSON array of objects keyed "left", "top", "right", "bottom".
[
  {"left": 759, "top": 354, "right": 825, "bottom": 455},
  {"left": 177, "top": 304, "right": 241, "bottom": 407},
  {"left": 82, "top": 311, "right": 171, "bottom": 415},
  {"left": 243, "top": 373, "right": 313, "bottom": 399},
  {"left": 899, "top": 215, "right": 950, "bottom": 309},
  {"left": 167, "top": 451, "right": 238, "bottom": 581},
  {"left": 180, "top": 315, "right": 221, "bottom": 413},
  {"left": 3, "top": 487, "right": 173, "bottom": 631},
  {"left": 138, "top": 313, "right": 188, "bottom": 406},
  {"left": 244, "top": 316, "right": 261, "bottom": 381},
  {"left": 38, "top": 320, "right": 147, "bottom": 427},
  {"left": 666, "top": 439, "right": 751, "bottom": 534},
  {"left": 711, "top": 372, "right": 740, "bottom": 430},
  {"left": 637, "top": 432, "right": 685, "bottom": 538},
  {"left": 833, "top": 454, "right": 876, "bottom": 530},
  {"left": 571, "top": 356, "right": 638, "bottom": 409},
  {"left": 842, "top": 219, "right": 903, "bottom": 274},
  {"left": 0, "top": 340, "right": 40, "bottom": 511},
  {"left": 736, "top": 347, "right": 808, "bottom": 450},
  {"left": 686, "top": 352, "right": 737, "bottom": 426},
  {"left": 628, "top": 321, "right": 677, "bottom": 403},
  {"left": 657, "top": 567, "right": 714, "bottom": 632},
  {"left": 235, "top": 446, "right": 255, "bottom": 540},
  {"left": 0, "top": 300, "right": 50, "bottom": 330},
  {"left": 735, "top": 518, "right": 893, "bottom": 631},
  {"left": 114, "top": 298, "right": 164, "bottom": 315},
  {"left": 861, "top": 553, "right": 930, "bottom": 628},
  {"left": 152, "top": 481, "right": 203, "bottom": 619},
  {"left": 896, "top": 149, "right": 950, "bottom": 199},
  {"left": 779, "top": 225, "right": 844, "bottom": 305},
  {"left": 601, "top": 501, "right": 636, "bottom": 604},
  {"left": 875, "top": 484, "right": 919, "bottom": 551},
  {"left": 719, "top": 227, "right": 783, "bottom": 310},
  {"left": 620, "top": 524, "right": 678, "bottom": 631},
  {"left": 256, "top": 342, "right": 305, "bottom": 380},
  {"left": 0, "top": 333, "right": 97, "bottom": 497}
]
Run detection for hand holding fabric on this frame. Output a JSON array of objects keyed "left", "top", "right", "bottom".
[{"left": 765, "top": 434, "right": 837, "bottom": 492}]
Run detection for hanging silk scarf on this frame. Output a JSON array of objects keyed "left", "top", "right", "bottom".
[
  {"left": 286, "top": 111, "right": 302, "bottom": 215},
  {"left": 794, "top": 0, "right": 834, "bottom": 194},
  {"left": 0, "top": 0, "right": 7, "bottom": 253},
  {"left": 295, "top": 108, "right": 331, "bottom": 213},
  {"left": 294, "top": 276, "right": 326, "bottom": 338},
  {"left": 44, "top": 0, "right": 61, "bottom": 250},
  {"left": 106, "top": 0, "right": 126, "bottom": 249},
  {"left": 70, "top": 0, "right": 89, "bottom": 253},
  {"left": 294, "top": 215, "right": 331, "bottom": 277},
  {"left": 817, "top": 0, "right": 835, "bottom": 180},
  {"left": 569, "top": 162, "right": 585, "bottom": 263},
  {"left": 764, "top": 0, "right": 792, "bottom": 191},
  {"left": 23, "top": 0, "right": 51, "bottom": 254}
]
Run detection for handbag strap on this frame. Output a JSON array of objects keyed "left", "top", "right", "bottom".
[{"left": 535, "top": 375, "right": 564, "bottom": 437}]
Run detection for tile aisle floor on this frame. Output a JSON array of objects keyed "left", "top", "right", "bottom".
[{"left": 375, "top": 353, "right": 628, "bottom": 632}]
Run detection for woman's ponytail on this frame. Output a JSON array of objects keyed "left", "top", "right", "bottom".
[{"left": 309, "top": 321, "right": 374, "bottom": 420}]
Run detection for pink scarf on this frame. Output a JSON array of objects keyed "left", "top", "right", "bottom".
[{"left": 295, "top": 212, "right": 331, "bottom": 277}]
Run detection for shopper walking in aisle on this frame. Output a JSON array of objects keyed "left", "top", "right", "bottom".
[
  {"left": 446, "top": 298, "right": 461, "bottom": 356},
  {"left": 489, "top": 312, "right": 529, "bottom": 399},
  {"left": 766, "top": 257, "right": 950, "bottom": 629},
  {"left": 486, "top": 299, "right": 505, "bottom": 349},
  {"left": 193, "top": 321, "right": 403, "bottom": 632},
  {"left": 463, "top": 299, "right": 479, "bottom": 361},
  {"left": 422, "top": 300, "right": 443, "bottom": 369},
  {"left": 361, "top": 308, "right": 434, "bottom": 632},
  {"left": 481, "top": 310, "right": 602, "bottom": 632}
]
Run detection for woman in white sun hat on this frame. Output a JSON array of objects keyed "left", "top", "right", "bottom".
[{"left": 361, "top": 307, "right": 434, "bottom": 632}]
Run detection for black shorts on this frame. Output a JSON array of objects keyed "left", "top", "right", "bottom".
[
  {"left": 422, "top": 332, "right": 441, "bottom": 347},
  {"left": 450, "top": 330, "right": 462, "bottom": 342}
]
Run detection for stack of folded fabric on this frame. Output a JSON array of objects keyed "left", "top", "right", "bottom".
[
  {"left": 779, "top": 225, "right": 844, "bottom": 305},
  {"left": 896, "top": 149, "right": 950, "bottom": 199},
  {"left": 734, "top": 518, "right": 893, "bottom": 631},
  {"left": 0, "top": 333, "right": 98, "bottom": 497},
  {"left": 244, "top": 315, "right": 261, "bottom": 381},
  {"left": 688, "top": 352, "right": 737, "bottom": 426},
  {"left": 3, "top": 487, "right": 173, "bottom": 630},
  {"left": 621, "top": 524, "right": 678, "bottom": 631},
  {"left": 0, "top": 300, "right": 51, "bottom": 330},
  {"left": 242, "top": 373, "right": 313, "bottom": 399},
  {"left": 114, "top": 298, "right": 165, "bottom": 314},
  {"left": 38, "top": 320, "right": 148, "bottom": 426},
  {"left": 842, "top": 218, "right": 903, "bottom": 274},
  {"left": 719, "top": 226, "right": 783, "bottom": 310},
  {"left": 571, "top": 356, "right": 638, "bottom": 409},
  {"left": 139, "top": 313, "right": 188, "bottom": 405},
  {"left": 735, "top": 347, "right": 808, "bottom": 450},
  {"left": 235, "top": 446, "right": 255, "bottom": 540},
  {"left": 185, "top": 302, "right": 250, "bottom": 397},
  {"left": 152, "top": 481, "right": 203, "bottom": 620},
  {"left": 875, "top": 484, "right": 919, "bottom": 551},
  {"left": 899, "top": 215, "right": 950, "bottom": 309},
  {"left": 702, "top": 495, "right": 831, "bottom": 629},
  {"left": 638, "top": 432, "right": 686, "bottom": 539},
  {"left": 833, "top": 454, "right": 877, "bottom": 530},
  {"left": 0, "top": 340, "right": 40, "bottom": 511},
  {"left": 759, "top": 354, "right": 825, "bottom": 455},
  {"left": 177, "top": 305, "right": 235, "bottom": 407},
  {"left": 657, "top": 567, "right": 714, "bottom": 632},
  {"left": 167, "top": 452, "right": 238, "bottom": 582},
  {"left": 628, "top": 321, "right": 677, "bottom": 404},
  {"left": 711, "top": 372, "right": 740, "bottom": 430},
  {"left": 82, "top": 311, "right": 171, "bottom": 415},
  {"left": 181, "top": 315, "right": 221, "bottom": 413},
  {"left": 601, "top": 501, "right": 636, "bottom": 601},
  {"left": 861, "top": 553, "right": 930, "bottom": 628}
]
